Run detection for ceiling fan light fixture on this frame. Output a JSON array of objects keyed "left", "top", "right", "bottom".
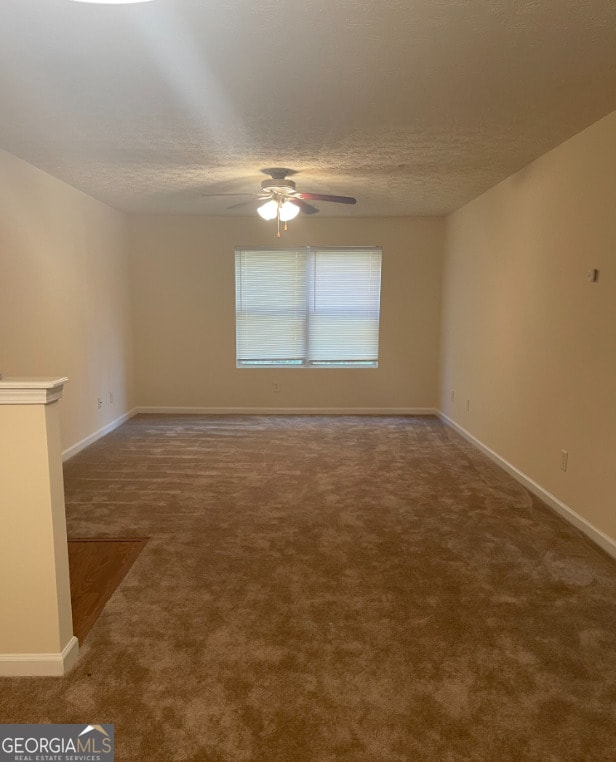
[
  {"left": 257, "top": 199, "right": 278, "bottom": 221},
  {"left": 279, "top": 200, "right": 300, "bottom": 222}
]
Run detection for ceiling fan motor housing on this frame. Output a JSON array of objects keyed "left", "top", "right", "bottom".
[{"left": 261, "top": 178, "right": 297, "bottom": 195}]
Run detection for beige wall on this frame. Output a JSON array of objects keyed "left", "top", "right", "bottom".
[
  {"left": 129, "top": 215, "right": 444, "bottom": 410},
  {"left": 440, "top": 111, "right": 616, "bottom": 540},
  {"left": 0, "top": 148, "right": 134, "bottom": 451}
]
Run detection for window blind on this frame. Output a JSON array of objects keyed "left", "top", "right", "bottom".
[{"left": 235, "top": 246, "right": 382, "bottom": 367}]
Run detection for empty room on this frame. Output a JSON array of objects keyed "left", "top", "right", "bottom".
[{"left": 0, "top": 1, "right": 615, "bottom": 760}]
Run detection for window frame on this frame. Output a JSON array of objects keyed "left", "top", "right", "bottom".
[{"left": 235, "top": 246, "right": 382, "bottom": 369}]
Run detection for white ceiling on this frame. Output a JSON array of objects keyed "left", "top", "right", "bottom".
[{"left": 0, "top": 0, "right": 614, "bottom": 216}]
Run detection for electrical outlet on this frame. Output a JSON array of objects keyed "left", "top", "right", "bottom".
[
  {"left": 97, "top": 398, "right": 103, "bottom": 409},
  {"left": 272, "top": 383, "right": 281, "bottom": 393},
  {"left": 109, "top": 392, "right": 114, "bottom": 404},
  {"left": 560, "top": 449, "right": 568, "bottom": 472}
]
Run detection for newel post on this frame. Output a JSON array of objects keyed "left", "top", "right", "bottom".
[{"left": 0, "top": 377, "right": 78, "bottom": 676}]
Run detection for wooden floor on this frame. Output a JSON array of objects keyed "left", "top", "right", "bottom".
[{"left": 68, "top": 538, "right": 147, "bottom": 642}]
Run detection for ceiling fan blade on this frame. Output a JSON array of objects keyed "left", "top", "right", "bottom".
[
  {"left": 297, "top": 193, "right": 356, "bottom": 205},
  {"left": 227, "top": 194, "right": 271, "bottom": 210},
  {"left": 227, "top": 199, "right": 258, "bottom": 210},
  {"left": 289, "top": 198, "right": 319, "bottom": 215},
  {"left": 200, "top": 192, "right": 256, "bottom": 197}
]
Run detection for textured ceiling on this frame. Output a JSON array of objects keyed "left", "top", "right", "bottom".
[{"left": 0, "top": 0, "right": 614, "bottom": 216}]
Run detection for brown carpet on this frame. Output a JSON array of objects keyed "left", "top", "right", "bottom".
[
  {"left": 1, "top": 414, "right": 615, "bottom": 761},
  {"left": 68, "top": 538, "right": 147, "bottom": 642}
]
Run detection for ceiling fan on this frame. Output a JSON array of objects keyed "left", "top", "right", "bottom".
[{"left": 205, "top": 168, "right": 357, "bottom": 237}]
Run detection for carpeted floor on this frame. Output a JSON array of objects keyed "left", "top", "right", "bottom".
[{"left": 1, "top": 414, "right": 615, "bottom": 761}]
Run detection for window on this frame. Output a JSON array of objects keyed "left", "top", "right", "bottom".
[{"left": 235, "top": 247, "right": 382, "bottom": 367}]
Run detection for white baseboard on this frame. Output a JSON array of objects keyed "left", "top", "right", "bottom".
[
  {"left": 62, "top": 408, "right": 138, "bottom": 462},
  {"left": 0, "top": 636, "right": 79, "bottom": 677},
  {"left": 135, "top": 406, "right": 438, "bottom": 416},
  {"left": 438, "top": 412, "right": 616, "bottom": 560}
]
